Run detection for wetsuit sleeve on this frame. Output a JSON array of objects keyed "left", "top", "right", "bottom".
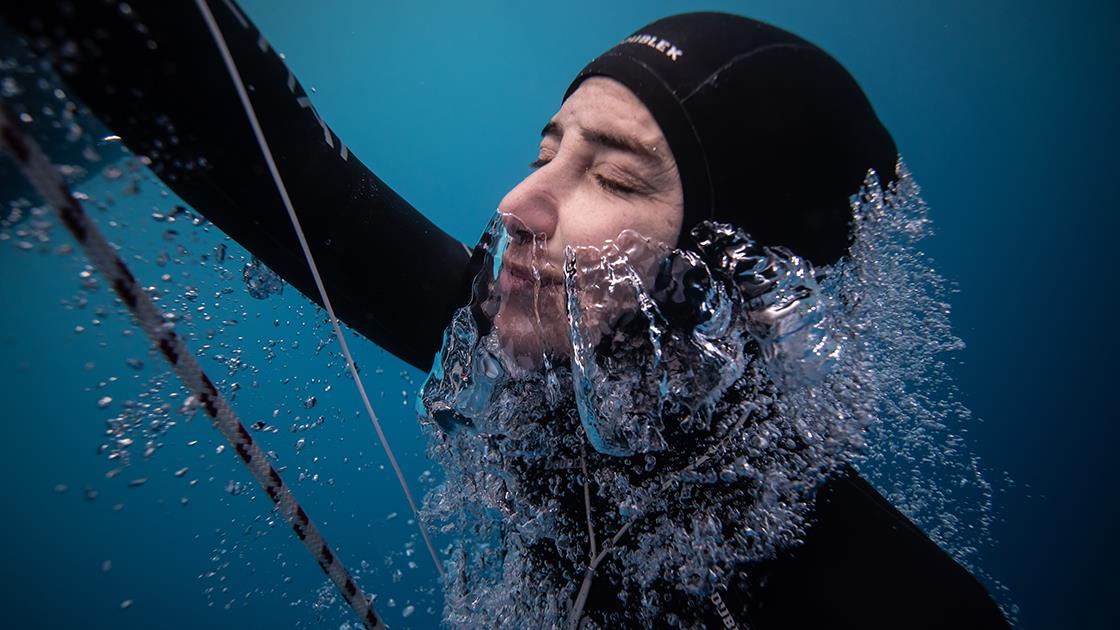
[
  {"left": 1, "top": 0, "right": 472, "bottom": 372},
  {"left": 724, "top": 466, "right": 1009, "bottom": 629}
]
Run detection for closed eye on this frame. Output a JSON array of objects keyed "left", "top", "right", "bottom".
[{"left": 595, "top": 174, "right": 640, "bottom": 195}]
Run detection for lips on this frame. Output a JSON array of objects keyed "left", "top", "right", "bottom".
[
  {"left": 508, "top": 261, "right": 562, "bottom": 284},
  {"left": 498, "top": 260, "right": 564, "bottom": 295}
]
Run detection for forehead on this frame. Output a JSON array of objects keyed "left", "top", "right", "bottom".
[{"left": 552, "top": 77, "right": 668, "bottom": 148}]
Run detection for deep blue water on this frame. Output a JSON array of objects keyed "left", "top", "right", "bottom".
[{"left": 1, "top": 1, "right": 1117, "bottom": 628}]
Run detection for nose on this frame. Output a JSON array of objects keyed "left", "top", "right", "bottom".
[{"left": 498, "top": 169, "right": 561, "bottom": 245}]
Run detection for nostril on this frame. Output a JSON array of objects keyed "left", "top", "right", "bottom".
[{"left": 501, "top": 212, "right": 539, "bottom": 245}]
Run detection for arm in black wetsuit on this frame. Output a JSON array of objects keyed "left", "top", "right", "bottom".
[
  {"left": 725, "top": 467, "right": 1010, "bottom": 629},
  {"left": 580, "top": 464, "right": 1010, "bottom": 628},
  {"left": 1, "top": 0, "right": 472, "bottom": 372}
]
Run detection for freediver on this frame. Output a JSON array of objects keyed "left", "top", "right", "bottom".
[{"left": 1, "top": 2, "right": 1008, "bottom": 627}]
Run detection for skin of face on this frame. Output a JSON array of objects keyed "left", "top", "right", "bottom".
[{"left": 493, "top": 77, "right": 685, "bottom": 364}]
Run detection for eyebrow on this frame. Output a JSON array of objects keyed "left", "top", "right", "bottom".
[{"left": 540, "top": 121, "right": 664, "bottom": 166}]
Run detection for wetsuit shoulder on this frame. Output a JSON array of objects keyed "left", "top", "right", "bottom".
[
  {"left": 723, "top": 466, "right": 1009, "bottom": 629},
  {"left": 2, "top": 0, "right": 471, "bottom": 371}
]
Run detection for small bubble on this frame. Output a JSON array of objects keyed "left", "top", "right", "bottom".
[
  {"left": 97, "top": 396, "right": 112, "bottom": 409},
  {"left": 54, "top": 484, "right": 68, "bottom": 493},
  {"left": 120, "top": 599, "right": 132, "bottom": 610},
  {"left": 102, "top": 559, "right": 112, "bottom": 572}
]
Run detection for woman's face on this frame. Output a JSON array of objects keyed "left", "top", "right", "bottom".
[{"left": 494, "top": 77, "right": 684, "bottom": 364}]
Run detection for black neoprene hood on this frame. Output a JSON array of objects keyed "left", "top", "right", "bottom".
[{"left": 565, "top": 12, "right": 898, "bottom": 265}]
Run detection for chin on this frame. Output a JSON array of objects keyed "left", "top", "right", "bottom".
[{"left": 493, "top": 305, "right": 572, "bottom": 370}]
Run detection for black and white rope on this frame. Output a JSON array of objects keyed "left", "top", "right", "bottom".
[{"left": 0, "top": 103, "right": 388, "bottom": 630}]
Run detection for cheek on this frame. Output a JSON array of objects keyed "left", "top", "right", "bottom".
[
  {"left": 651, "top": 206, "right": 684, "bottom": 248},
  {"left": 557, "top": 193, "right": 681, "bottom": 251}
]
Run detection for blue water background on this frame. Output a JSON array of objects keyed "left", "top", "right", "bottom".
[{"left": 1, "top": 1, "right": 1116, "bottom": 628}]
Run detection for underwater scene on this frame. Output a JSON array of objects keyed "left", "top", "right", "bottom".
[{"left": 0, "top": 1, "right": 1116, "bottom": 628}]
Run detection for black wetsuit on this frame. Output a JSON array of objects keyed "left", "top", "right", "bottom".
[{"left": 1, "top": 2, "right": 1008, "bottom": 627}]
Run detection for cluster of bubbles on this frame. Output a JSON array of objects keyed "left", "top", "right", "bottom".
[
  {"left": 243, "top": 256, "right": 285, "bottom": 300},
  {"left": 98, "top": 371, "right": 190, "bottom": 471},
  {"left": 417, "top": 162, "right": 997, "bottom": 627},
  {"left": 0, "top": 53, "right": 449, "bottom": 626},
  {"left": 839, "top": 167, "right": 1001, "bottom": 586}
]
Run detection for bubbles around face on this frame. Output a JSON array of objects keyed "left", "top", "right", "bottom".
[
  {"left": 420, "top": 209, "right": 841, "bottom": 451},
  {"left": 419, "top": 164, "right": 995, "bottom": 628}
]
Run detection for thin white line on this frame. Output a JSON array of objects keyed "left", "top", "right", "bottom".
[
  {"left": 567, "top": 409, "right": 755, "bottom": 627},
  {"left": 194, "top": 0, "right": 444, "bottom": 578},
  {"left": 579, "top": 445, "right": 597, "bottom": 560}
]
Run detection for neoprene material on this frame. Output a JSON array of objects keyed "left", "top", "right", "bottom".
[
  {"left": 573, "top": 466, "right": 1009, "bottom": 628},
  {"left": 566, "top": 13, "right": 898, "bottom": 265},
  {"left": 2, "top": 0, "right": 472, "bottom": 372}
]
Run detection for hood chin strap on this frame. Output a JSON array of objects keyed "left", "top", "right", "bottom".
[{"left": 566, "top": 407, "right": 754, "bottom": 628}]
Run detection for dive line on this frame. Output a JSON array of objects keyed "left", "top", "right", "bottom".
[{"left": 193, "top": 0, "right": 444, "bottom": 578}]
